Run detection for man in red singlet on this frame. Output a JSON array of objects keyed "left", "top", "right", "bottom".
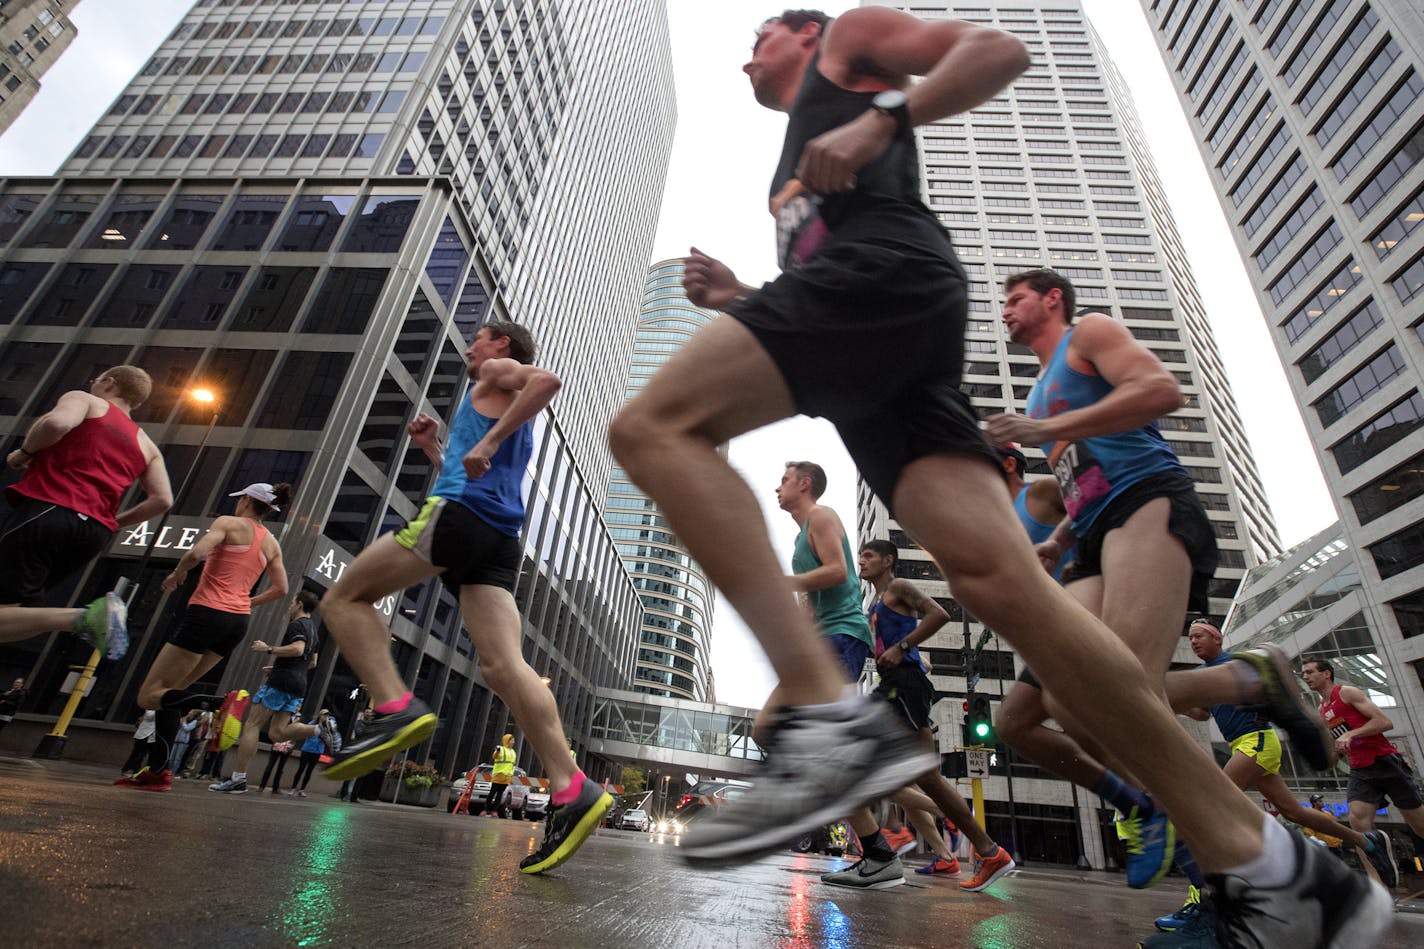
[
  {"left": 1, "top": 366, "right": 172, "bottom": 660},
  {"left": 1304, "top": 657, "right": 1423, "bottom": 885}
]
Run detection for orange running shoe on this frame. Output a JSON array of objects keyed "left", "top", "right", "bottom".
[
  {"left": 960, "top": 846, "right": 1015, "bottom": 892},
  {"left": 914, "top": 855, "right": 961, "bottom": 876},
  {"left": 883, "top": 827, "right": 917, "bottom": 855}
]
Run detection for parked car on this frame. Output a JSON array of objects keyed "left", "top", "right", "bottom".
[
  {"left": 620, "top": 808, "right": 651, "bottom": 832},
  {"left": 447, "top": 764, "right": 529, "bottom": 817},
  {"left": 671, "top": 778, "right": 752, "bottom": 828},
  {"left": 523, "top": 785, "right": 550, "bottom": 820}
]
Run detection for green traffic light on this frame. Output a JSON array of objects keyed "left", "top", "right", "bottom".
[{"left": 973, "top": 722, "right": 990, "bottom": 738}]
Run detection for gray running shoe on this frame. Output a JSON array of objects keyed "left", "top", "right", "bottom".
[
  {"left": 1234, "top": 645, "right": 1333, "bottom": 771},
  {"left": 75, "top": 592, "right": 129, "bottom": 661},
  {"left": 317, "top": 716, "right": 339, "bottom": 754},
  {"left": 1206, "top": 827, "right": 1393, "bottom": 949},
  {"left": 821, "top": 855, "right": 905, "bottom": 890},
  {"left": 208, "top": 776, "right": 247, "bottom": 794},
  {"left": 680, "top": 698, "right": 937, "bottom": 866},
  {"left": 1362, "top": 829, "right": 1398, "bottom": 889}
]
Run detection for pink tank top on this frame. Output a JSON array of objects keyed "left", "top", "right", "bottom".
[
  {"left": 6, "top": 402, "right": 147, "bottom": 530},
  {"left": 188, "top": 521, "right": 270, "bottom": 615}
]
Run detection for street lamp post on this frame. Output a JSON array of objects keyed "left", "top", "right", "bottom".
[{"left": 33, "top": 388, "right": 220, "bottom": 759}]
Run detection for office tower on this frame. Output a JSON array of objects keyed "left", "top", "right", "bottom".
[
  {"left": 855, "top": 0, "right": 1278, "bottom": 869},
  {"left": 0, "top": 0, "right": 675, "bottom": 778},
  {"left": 605, "top": 260, "right": 717, "bottom": 702},
  {"left": 0, "top": 1, "right": 79, "bottom": 135},
  {"left": 1140, "top": 0, "right": 1424, "bottom": 761}
]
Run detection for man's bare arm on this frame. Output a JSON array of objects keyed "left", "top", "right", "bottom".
[
  {"left": 116, "top": 444, "right": 174, "bottom": 527},
  {"left": 462, "top": 359, "right": 560, "bottom": 479},
  {"left": 1043, "top": 313, "right": 1182, "bottom": 442},
  {"left": 790, "top": 508, "right": 850, "bottom": 593},
  {"left": 1338, "top": 685, "right": 1394, "bottom": 741}
]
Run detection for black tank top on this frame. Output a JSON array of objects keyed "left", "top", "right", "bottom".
[{"left": 769, "top": 49, "right": 934, "bottom": 271}]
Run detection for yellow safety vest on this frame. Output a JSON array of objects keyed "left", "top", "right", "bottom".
[{"left": 491, "top": 744, "right": 515, "bottom": 783}]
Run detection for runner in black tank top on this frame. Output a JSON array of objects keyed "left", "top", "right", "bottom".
[{"left": 608, "top": 13, "right": 1391, "bottom": 947}]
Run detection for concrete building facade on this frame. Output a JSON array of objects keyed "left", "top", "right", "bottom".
[
  {"left": 0, "top": 1, "right": 79, "bottom": 135},
  {"left": 1139, "top": 0, "right": 1424, "bottom": 788}
]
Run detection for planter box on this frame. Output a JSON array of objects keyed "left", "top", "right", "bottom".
[{"left": 378, "top": 776, "right": 442, "bottom": 807}]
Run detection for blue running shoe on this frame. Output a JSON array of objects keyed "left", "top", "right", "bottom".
[
  {"left": 1139, "top": 895, "right": 1217, "bottom": 948},
  {"left": 1119, "top": 806, "right": 1175, "bottom": 889},
  {"left": 1154, "top": 885, "right": 1202, "bottom": 932}
]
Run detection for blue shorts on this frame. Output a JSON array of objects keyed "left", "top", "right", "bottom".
[
  {"left": 828, "top": 633, "right": 872, "bottom": 682},
  {"left": 253, "top": 683, "right": 302, "bottom": 714}
]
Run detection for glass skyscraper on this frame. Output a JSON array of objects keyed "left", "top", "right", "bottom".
[
  {"left": 0, "top": 0, "right": 675, "bottom": 780},
  {"left": 853, "top": 0, "right": 1280, "bottom": 868},
  {"left": 1139, "top": 0, "right": 1424, "bottom": 762},
  {"left": 604, "top": 259, "right": 717, "bottom": 702}
]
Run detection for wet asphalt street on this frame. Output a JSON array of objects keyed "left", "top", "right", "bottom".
[{"left": 1, "top": 755, "right": 1421, "bottom": 948}]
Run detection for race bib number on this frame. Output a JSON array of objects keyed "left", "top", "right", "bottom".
[
  {"left": 772, "top": 179, "right": 829, "bottom": 271},
  {"left": 1047, "top": 440, "right": 1112, "bottom": 521}
]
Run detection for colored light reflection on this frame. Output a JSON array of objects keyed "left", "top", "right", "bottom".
[{"left": 279, "top": 807, "right": 350, "bottom": 946}]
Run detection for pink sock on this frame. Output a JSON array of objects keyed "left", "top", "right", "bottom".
[
  {"left": 551, "top": 771, "right": 586, "bottom": 806},
  {"left": 374, "top": 692, "right": 412, "bottom": 716}
]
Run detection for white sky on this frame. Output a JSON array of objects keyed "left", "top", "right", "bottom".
[{"left": 0, "top": 2, "right": 1339, "bottom": 710}]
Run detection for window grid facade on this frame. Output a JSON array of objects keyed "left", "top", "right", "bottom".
[{"left": 1142, "top": 0, "right": 1424, "bottom": 769}]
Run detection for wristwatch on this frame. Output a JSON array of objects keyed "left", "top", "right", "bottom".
[{"left": 871, "top": 89, "right": 912, "bottom": 137}]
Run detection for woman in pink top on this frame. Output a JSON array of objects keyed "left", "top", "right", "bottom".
[{"left": 115, "top": 483, "right": 291, "bottom": 792}]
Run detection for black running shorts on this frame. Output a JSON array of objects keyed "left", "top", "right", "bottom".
[
  {"left": 395, "top": 497, "right": 521, "bottom": 594},
  {"left": 873, "top": 662, "right": 937, "bottom": 731},
  {"left": 170, "top": 604, "right": 249, "bottom": 657},
  {"left": 0, "top": 499, "right": 112, "bottom": 605},
  {"left": 1060, "top": 473, "right": 1219, "bottom": 612},
  {"left": 1348, "top": 754, "right": 1423, "bottom": 810},
  {"left": 727, "top": 200, "right": 999, "bottom": 510}
]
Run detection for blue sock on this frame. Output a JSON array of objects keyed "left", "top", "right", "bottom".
[
  {"left": 1093, "top": 770, "right": 1155, "bottom": 817},
  {"left": 1175, "top": 842, "right": 1205, "bottom": 887}
]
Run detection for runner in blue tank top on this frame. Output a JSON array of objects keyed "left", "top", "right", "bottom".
[{"left": 318, "top": 320, "right": 612, "bottom": 876}]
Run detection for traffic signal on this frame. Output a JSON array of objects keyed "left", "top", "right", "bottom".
[{"left": 967, "top": 695, "right": 994, "bottom": 746}]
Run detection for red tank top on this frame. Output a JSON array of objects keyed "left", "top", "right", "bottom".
[
  {"left": 188, "top": 522, "right": 271, "bottom": 616},
  {"left": 1320, "top": 684, "right": 1396, "bottom": 768},
  {"left": 6, "top": 403, "right": 147, "bottom": 530}
]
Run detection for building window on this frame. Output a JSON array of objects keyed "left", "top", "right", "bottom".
[
  {"left": 1228, "top": 126, "right": 1289, "bottom": 206},
  {"left": 1331, "top": 71, "right": 1423, "bottom": 183},
  {"left": 1390, "top": 589, "right": 1424, "bottom": 639},
  {"left": 1393, "top": 251, "right": 1424, "bottom": 305},
  {"left": 1256, "top": 188, "right": 1323, "bottom": 269},
  {"left": 1298, "top": 8, "right": 1380, "bottom": 113},
  {"left": 1330, "top": 391, "right": 1424, "bottom": 475},
  {"left": 1313, "top": 346, "right": 1405, "bottom": 428},
  {"left": 1347, "top": 449, "right": 1424, "bottom": 526},
  {"left": 1268, "top": 224, "right": 1342, "bottom": 305},
  {"left": 1368, "top": 522, "right": 1424, "bottom": 581},
  {"left": 1351, "top": 125, "right": 1424, "bottom": 219},
  {"left": 1282, "top": 261, "right": 1363, "bottom": 344},
  {"left": 1298, "top": 301, "right": 1382, "bottom": 384}
]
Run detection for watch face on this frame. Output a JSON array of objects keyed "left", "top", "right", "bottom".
[{"left": 874, "top": 89, "right": 908, "bottom": 110}]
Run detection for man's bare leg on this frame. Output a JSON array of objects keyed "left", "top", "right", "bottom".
[
  {"left": 905, "top": 807, "right": 953, "bottom": 860},
  {"left": 998, "top": 680, "right": 1113, "bottom": 789},
  {"left": 611, "top": 317, "right": 846, "bottom": 705},
  {"left": 891, "top": 453, "right": 1264, "bottom": 871},
  {"left": 230, "top": 703, "right": 277, "bottom": 777},
  {"left": 320, "top": 534, "right": 443, "bottom": 705},
  {"left": 460, "top": 584, "right": 576, "bottom": 791},
  {"left": 0, "top": 605, "right": 82, "bottom": 641}
]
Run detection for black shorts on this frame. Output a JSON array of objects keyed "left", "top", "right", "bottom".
[
  {"left": 728, "top": 201, "right": 999, "bottom": 508},
  {"left": 873, "top": 662, "right": 936, "bottom": 731},
  {"left": 1060, "top": 473, "right": 1218, "bottom": 612},
  {"left": 394, "top": 497, "right": 521, "bottom": 594},
  {"left": 170, "top": 603, "right": 249, "bottom": 656},
  {"left": 0, "top": 499, "right": 112, "bottom": 605},
  {"left": 1348, "top": 754, "right": 1423, "bottom": 810}
]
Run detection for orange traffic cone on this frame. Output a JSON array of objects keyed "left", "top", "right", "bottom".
[{"left": 451, "top": 768, "right": 477, "bottom": 815}]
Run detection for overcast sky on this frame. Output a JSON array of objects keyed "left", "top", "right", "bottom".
[{"left": 0, "top": 2, "right": 1339, "bottom": 710}]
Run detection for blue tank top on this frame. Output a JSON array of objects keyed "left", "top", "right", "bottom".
[
  {"left": 868, "top": 598, "right": 922, "bottom": 667},
  {"left": 1025, "top": 328, "right": 1185, "bottom": 534},
  {"left": 430, "top": 396, "right": 532, "bottom": 537},
  {"left": 1205, "top": 651, "right": 1269, "bottom": 743},
  {"left": 1012, "top": 485, "right": 1075, "bottom": 583}
]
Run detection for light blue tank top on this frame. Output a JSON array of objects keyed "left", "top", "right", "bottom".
[
  {"left": 1025, "top": 328, "right": 1184, "bottom": 534},
  {"left": 1013, "top": 485, "right": 1074, "bottom": 583},
  {"left": 430, "top": 396, "right": 532, "bottom": 537}
]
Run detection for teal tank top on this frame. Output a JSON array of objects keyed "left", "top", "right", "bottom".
[{"left": 792, "top": 519, "right": 874, "bottom": 647}]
